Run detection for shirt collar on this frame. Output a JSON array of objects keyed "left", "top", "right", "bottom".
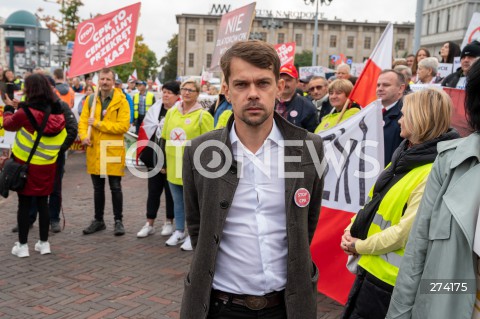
[
  {"left": 230, "top": 119, "right": 284, "bottom": 149},
  {"left": 384, "top": 99, "right": 400, "bottom": 112}
]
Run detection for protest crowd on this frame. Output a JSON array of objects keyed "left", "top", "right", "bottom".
[{"left": 2, "top": 3, "right": 480, "bottom": 318}]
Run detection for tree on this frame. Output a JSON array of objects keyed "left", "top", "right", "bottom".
[
  {"left": 37, "top": 0, "right": 84, "bottom": 44},
  {"left": 159, "top": 34, "right": 178, "bottom": 82},
  {"left": 113, "top": 35, "right": 159, "bottom": 82},
  {"left": 295, "top": 50, "right": 313, "bottom": 68}
]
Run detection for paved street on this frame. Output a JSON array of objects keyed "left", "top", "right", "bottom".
[{"left": 0, "top": 152, "right": 343, "bottom": 319}]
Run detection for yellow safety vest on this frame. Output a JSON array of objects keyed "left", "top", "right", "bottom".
[
  {"left": 133, "top": 92, "right": 154, "bottom": 119},
  {"left": 215, "top": 110, "right": 233, "bottom": 129},
  {"left": 12, "top": 127, "right": 67, "bottom": 165},
  {"left": 358, "top": 163, "right": 433, "bottom": 286}
]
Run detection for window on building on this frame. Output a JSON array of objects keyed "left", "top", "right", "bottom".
[
  {"left": 260, "top": 32, "right": 267, "bottom": 41},
  {"left": 347, "top": 36, "right": 354, "bottom": 49},
  {"left": 295, "top": 34, "right": 303, "bottom": 46},
  {"left": 330, "top": 35, "right": 337, "bottom": 48},
  {"left": 397, "top": 38, "right": 406, "bottom": 51},
  {"left": 206, "top": 54, "right": 212, "bottom": 68},
  {"left": 188, "top": 29, "right": 196, "bottom": 41},
  {"left": 188, "top": 53, "right": 194, "bottom": 68},
  {"left": 436, "top": 12, "right": 440, "bottom": 33},
  {"left": 427, "top": 14, "right": 431, "bottom": 35},
  {"left": 278, "top": 33, "right": 285, "bottom": 44},
  {"left": 447, "top": 8, "right": 451, "bottom": 31},
  {"left": 206, "top": 30, "right": 214, "bottom": 42},
  {"left": 364, "top": 37, "right": 371, "bottom": 49}
]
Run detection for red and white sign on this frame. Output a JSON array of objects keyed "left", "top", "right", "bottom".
[
  {"left": 294, "top": 188, "right": 310, "bottom": 208},
  {"left": 275, "top": 42, "right": 296, "bottom": 67},
  {"left": 311, "top": 102, "right": 384, "bottom": 304},
  {"left": 462, "top": 12, "right": 480, "bottom": 48},
  {"left": 69, "top": 3, "right": 141, "bottom": 77},
  {"left": 209, "top": 2, "right": 256, "bottom": 72}
]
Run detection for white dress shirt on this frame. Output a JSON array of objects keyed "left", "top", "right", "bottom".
[{"left": 212, "top": 121, "right": 287, "bottom": 295}]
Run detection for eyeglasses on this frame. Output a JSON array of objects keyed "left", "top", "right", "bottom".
[
  {"left": 181, "top": 88, "right": 197, "bottom": 93},
  {"left": 308, "top": 85, "right": 325, "bottom": 92}
]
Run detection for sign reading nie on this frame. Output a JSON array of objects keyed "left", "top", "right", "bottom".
[
  {"left": 209, "top": 2, "right": 256, "bottom": 72},
  {"left": 69, "top": 2, "right": 141, "bottom": 77}
]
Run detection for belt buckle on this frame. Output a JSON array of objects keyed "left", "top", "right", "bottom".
[{"left": 244, "top": 295, "right": 268, "bottom": 310}]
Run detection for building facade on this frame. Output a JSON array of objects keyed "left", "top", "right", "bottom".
[
  {"left": 0, "top": 17, "right": 6, "bottom": 68},
  {"left": 176, "top": 8, "right": 414, "bottom": 77},
  {"left": 421, "top": 0, "right": 480, "bottom": 56}
]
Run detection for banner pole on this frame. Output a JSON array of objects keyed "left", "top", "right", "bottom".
[
  {"left": 334, "top": 98, "right": 350, "bottom": 126},
  {"left": 87, "top": 73, "right": 99, "bottom": 139}
]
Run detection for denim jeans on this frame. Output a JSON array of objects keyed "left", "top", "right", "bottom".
[
  {"left": 91, "top": 175, "right": 123, "bottom": 221},
  {"left": 168, "top": 182, "right": 185, "bottom": 232}
]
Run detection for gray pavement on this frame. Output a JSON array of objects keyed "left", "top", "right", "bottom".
[{"left": 0, "top": 152, "right": 343, "bottom": 319}]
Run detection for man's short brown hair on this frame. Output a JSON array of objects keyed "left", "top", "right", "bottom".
[
  {"left": 99, "top": 67, "right": 115, "bottom": 80},
  {"left": 220, "top": 40, "right": 280, "bottom": 83}
]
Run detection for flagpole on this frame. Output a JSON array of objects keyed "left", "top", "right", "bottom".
[
  {"left": 87, "top": 72, "right": 99, "bottom": 139},
  {"left": 334, "top": 98, "right": 350, "bottom": 126}
]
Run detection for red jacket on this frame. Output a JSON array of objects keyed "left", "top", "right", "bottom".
[{"left": 3, "top": 103, "right": 66, "bottom": 196}]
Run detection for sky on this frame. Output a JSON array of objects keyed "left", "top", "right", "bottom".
[{"left": 0, "top": 0, "right": 417, "bottom": 61}]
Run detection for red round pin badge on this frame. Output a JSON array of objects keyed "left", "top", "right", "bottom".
[{"left": 294, "top": 188, "right": 311, "bottom": 208}]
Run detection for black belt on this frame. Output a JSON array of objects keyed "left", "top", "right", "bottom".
[{"left": 211, "top": 289, "right": 284, "bottom": 311}]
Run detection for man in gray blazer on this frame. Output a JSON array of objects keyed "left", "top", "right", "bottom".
[{"left": 181, "top": 40, "right": 325, "bottom": 319}]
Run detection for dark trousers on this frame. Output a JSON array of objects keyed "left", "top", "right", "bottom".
[
  {"left": 18, "top": 194, "right": 49, "bottom": 244},
  {"left": 207, "top": 296, "right": 287, "bottom": 319},
  {"left": 29, "top": 153, "right": 65, "bottom": 223},
  {"left": 135, "top": 114, "right": 145, "bottom": 135},
  {"left": 146, "top": 171, "right": 174, "bottom": 220},
  {"left": 342, "top": 267, "right": 393, "bottom": 319},
  {"left": 91, "top": 175, "right": 123, "bottom": 221}
]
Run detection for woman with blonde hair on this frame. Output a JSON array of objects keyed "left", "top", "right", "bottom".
[
  {"left": 161, "top": 79, "right": 213, "bottom": 251},
  {"left": 341, "top": 88, "right": 460, "bottom": 319},
  {"left": 314, "top": 79, "right": 359, "bottom": 132}
]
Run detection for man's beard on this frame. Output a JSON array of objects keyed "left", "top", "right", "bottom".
[{"left": 239, "top": 101, "right": 272, "bottom": 127}]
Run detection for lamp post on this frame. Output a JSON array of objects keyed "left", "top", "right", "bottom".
[{"left": 304, "top": 0, "right": 333, "bottom": 66}]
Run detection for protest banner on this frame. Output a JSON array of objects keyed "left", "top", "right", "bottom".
[
  {"left": 438, "top": 63, "right": 453, "bottom": 78},
  {"left": 209, "top": 2, "right": 256, "bottom": 72},
  {"left": 69, "top": 2, "right": 141, "bottom": 77},
  {"left": 299, "top": 66, "right": 335, "bottom": 79},
  {"left": 350, "top": 62, "right": 365, "bottom": 77},
  {"left": 461, "top": 12, "right": 480, "bottom": 48},
  {"left": 274, "top": 42, "right": 296, "bottom": 67},
  {"left": 311, "top": 101, "right": 384, "bottom": 304},
  {"left": 443, "top": 88, "right": 474, "bottom": 137}
]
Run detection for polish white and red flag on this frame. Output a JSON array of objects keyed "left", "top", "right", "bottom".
[
  {"left": 310, "top": 23, "right": 393, "bottom": 305},
  {"left": 349, "top": 23, "right": 393, "bottom": 108},
  {"left": 129, "top": 69, "right": 138, "bottom": 82}
]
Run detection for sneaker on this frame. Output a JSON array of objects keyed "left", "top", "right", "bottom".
[
  {"left": 83, "top": 220, "right": 106, "bottom": 235},
  {"left": 11, "top": 242, "right": 29, "bottom": 258},
  {"left": 114, "top": 220, "right": 125, "bottom": 236},
  {"left": 137, "top": 222, "right": 155, "bottom": 238},
  {"left": 50, "top": 221, "right": 61, "bottom": 233},
  {"left": 160, "top": 221, "right": 174, "bottom": 236},
  {"left": 180, "top": 236, "right": 193, "bottom": 251},
  {"left": 165, "top": 230, "right": 186, "bottom": 246},
  {"left": 34, "top": 240, "right": 51, "bottom": 255}
]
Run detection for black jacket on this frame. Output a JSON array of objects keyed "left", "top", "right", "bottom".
[
  {"left": 59, "top": 100, "right": 78, "bottom": 153},
  {"left": 383, "top": 99, "right": 404, "bottom": 166},
  {"left": 277, "top": 93, "right": 318, "bottom": 132},
  {"left": 441, "top": 68, "right": 464, "bottom": 88}
]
